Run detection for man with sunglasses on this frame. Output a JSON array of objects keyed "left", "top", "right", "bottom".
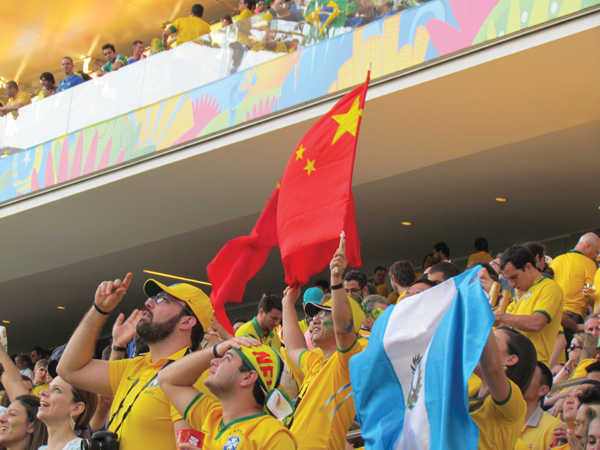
[
  {"left": 58, "top": 273, "right": 213, "bottom": 450},
  {"left": 282, "top": 235, "right": 366, "bottom": 450}
]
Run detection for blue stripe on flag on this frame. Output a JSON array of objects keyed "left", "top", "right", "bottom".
[
  {"left": 349, "top": 306, "right": 406, "bottom": 450},
  {"left": 425, "top": 269, "right": 494, "bottom": 450}
]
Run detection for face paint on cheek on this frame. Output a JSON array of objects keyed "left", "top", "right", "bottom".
[
  {"left": 322, "top": 320, "right": 334, "bottom": 329},
  {"left": 11, "top": 420, "right": 20, "bottom": 429}
]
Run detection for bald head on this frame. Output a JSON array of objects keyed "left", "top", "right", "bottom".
[{"left": 576, "top": 233, "right": 600, "bottom": 260}]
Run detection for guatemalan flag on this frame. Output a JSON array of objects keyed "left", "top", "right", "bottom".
[{"left": 349, "top": 267, "right": 495, "bottom": 450}]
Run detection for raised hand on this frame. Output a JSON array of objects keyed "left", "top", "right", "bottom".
[
  {"left": 112, "top": 309, "right": 142, "bottom": 347},
  {"left": 94, "top": 272, "right": 133, "bottom": 314}
]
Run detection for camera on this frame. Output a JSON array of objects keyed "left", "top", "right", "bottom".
[{"left": 81, "top": 431, "right": 119, "bottom": 450}]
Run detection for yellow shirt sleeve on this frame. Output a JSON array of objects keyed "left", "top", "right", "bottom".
[{"left": 108, "top": 358, "right": 132, "bottom": 395}]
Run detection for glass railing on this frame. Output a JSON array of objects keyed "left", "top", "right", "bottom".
[{"left": 0, "top": 0, "right": 432, "bottom": 155}]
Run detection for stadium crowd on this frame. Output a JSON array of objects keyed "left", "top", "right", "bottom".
[
  {"left": 0, "top": 232, "right": 598, "bottom": 449},
  {"left": 0, "top": 0, "right": 432, "bottom": 119}
]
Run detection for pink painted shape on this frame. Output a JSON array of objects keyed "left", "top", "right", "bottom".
[
  {"left": 427, "top": 0, "right": 500, "bottom": 55},
  {"left": 82, "top": 131, "right": 99, "bottom": 176},
  {"left": 115, "top": 149, "right": 125, "bottom": 165},
  {"left": 30, "top": 169, "right": 40, "bottom": 192},
  {"left": 43, "top": 151, "right": 55, "bottom": 188},
  {"left": 70, "top": 132, "right": 84, "bottom": 179},
  {"left": 246, "top": 95, "right": 276, "bottom": 122},
  {"left": 57, "top": 138, "right": 70, "bottom": 184},
  {"left": 97, "top": 137, "right": 113, "bottom": 170},
  {"left": 172, "top": 95, "right": 222, "bottom": 146}
]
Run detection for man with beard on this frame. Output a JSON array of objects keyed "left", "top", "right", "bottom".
[{"left": 58, "top": 273, "right": 212, "bottom": 450}]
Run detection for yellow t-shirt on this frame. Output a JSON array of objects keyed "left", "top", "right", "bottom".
[
  {"left": 235, "top": 317, "right": 281, "bottom": 352},
  {"left": 7, "top": 91, "right": 32, "bottom": 118},
  {"left": 550, "top": 251, "right": 597, "bottom": 318},
  {"left": 238, "top": 8, "right": 254, "bottom": 21},
  {"left": 520, "top": 407, "right": 563, "bottom": 450},
  {"left": 467, "top": 251, "right": 494, "bottom": 267},
  {"left": 509, "top": 276, "right": 564, "bottom": 366},
  {"left": 169, "top": 16, "right": 211, "bottom": 45},
  {"left": 572, "top": 358, "right": 596, "bottom": 379},
  {"left": 470, "top": 380, "right": 526, "bottom": 450},
  {"left": 108, "top": 347, "right": 201, "bottom": 450},
  {"left": 468, "top": 374, "right": 482, "bottom": 398},
  {"left": 594, "top": 267, "right": 600, "bottom": 312},
  {"left": 376, "top": 284, "right": 389, "bottom": 297},
  {"left": 290, "top": 340, "right": 362, "bottom": 450},
  {"left": 32, "top": 383, "right": 48, "bottom": 398},
  {"left": 183, "top": 392, "right": 297, "bottom": 450}
]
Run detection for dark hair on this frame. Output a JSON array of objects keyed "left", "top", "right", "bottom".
[
  {"left": 389, "top": 261, "right": 415, "bottom": 288},
  {"left": 238, "top": 360, "right": 265, "bottom": 406},
  {"left": 411, "top": 279, "right": 438, "bottom": 289},
  {"left": 422, "top": 253, "right": 434, "bottom": 267},
  {"left": 428, "top": 262, "right": 460, "bottom": 281},
  {"left": 314, "top": 279, "right": 330, "bottom": 293},
  {"left": 189, "top": 317, "right": 205, "bottom": 352},
  {"left": 586, "top": 362, "right": 600, "bottom": 375},
  {"left": 222, "top": 14, "right": 233, "bottom": 24},
  {"left": 365, "top": 283, "right": 378, "bottom": 296},
  {"left": 474, "top": 237, "right": 489, "bottom": 252},
  {"left": 70, "top": 385, "right": 98, "bottom": 435},
  {"left": 61, "top": 56, "right": 73, "bottom": 64},
  {"left": 500, "top": 245, "right": 536, "bottom": 271},
  {"left": 497, "top": 327, "right": 537, "bottom": 394},
  {"left": 5, "top": 81, "right": 18, "bottom": 90},
  {"left": 258, "top": 294, "right": 282, "bottom": 314},
  {"left": 344, "top": 270, "right": 367, "bottom": 289},
  {"left": 14, "top": 395, "right": 48, "bottom": 450},
  {"left": 102, "top": 43, "right": 116, "bottom": 53},
  {"left": 537, "top": 361, "right": 553, "bottom": 389},
  {"left": 466, "top": 262, "right": 499, "bottom": 282},
  {"left": 523, "top": 241, "right": 546, "bottom": 260},
  {"left": 191, "top": 3, "right": 204, "bottom": 17},
  {"left": 244, "top": 0, "right": 257, "bottom": 9},
  {"left": 433, "top": 242, "right": 450, "bottom": 258},
  {"left": 132, "top": 40, "right": 143, "bottom": 46},
  {"left": 578, "top": 383, "right": 600, "bottom": 405},
  {"left": 32, "top": 347, "right": 51, "bottom": 359},
  {"left": 374, "top": 266, "right": 386, "bottom": 274},
  {"left": 232, "top": 318, "right": 247, "bottom": 326},
  {"left": 40, "top": 72, "right": 55, "bottom": 85}
]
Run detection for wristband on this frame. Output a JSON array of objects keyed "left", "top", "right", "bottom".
[
  {"left": 564, "top": 365, "right": 571, "bottom": 374},
  {"left": 331, "top": 283, "right": 343, "bottom": 290},
  {"left": 93, "top": 302, "right": 110, "bottom": 315},
  {"left": 213, "top": 344, "right": 221, "bottom": 358},
  {"left": 112, "top": 344, "right": 127, "bottom": 352}
]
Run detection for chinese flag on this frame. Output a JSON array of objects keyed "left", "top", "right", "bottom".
[
  {"left": 207, "top": 185, "right": 279, "bottom": 332},
  {"left": 278, "top": 75, "right": 369, "bottom": 286}
]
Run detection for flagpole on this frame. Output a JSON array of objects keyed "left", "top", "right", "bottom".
[{"left": 143, "top": 270, "right": 212, "bottom": 286}]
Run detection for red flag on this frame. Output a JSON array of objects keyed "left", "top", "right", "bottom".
[
  {"left": 277, "top": 75, "right": 369, "bottom": 286},
  {"left": 207, "top": 186, "right": 279, "bottom": 332}
]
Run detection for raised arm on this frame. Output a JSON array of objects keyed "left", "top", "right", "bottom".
[
  {"left": 0, "top": 345, "right": 28, "bottom": 401},
  {"left": 57, "top": 273, "right": 133, "bottom": 397},
  {"left": 159, "top": 336, "right": 260, "bottom": 415},
  {"left": 281, "top": 285, "right": 306, "bottom": 368},
  {"left": 479, "top": 331, "right": 511, "bottom": 403},
  {"left": 330, "top": 234, "right": 357, "bottom": 351}
]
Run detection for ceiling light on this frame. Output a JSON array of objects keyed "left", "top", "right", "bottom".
[
  {"left": 495, "top": 198, "right": 507, "bottom": 202},
  {"left": 57, "top": 306, "right": 66, "bottom": 310},
  {"left": 401, "top": 221, "right": 412, "bottom": 226},
  {"left": 2, "top": 320, "right": 10, "bottom": 324}
]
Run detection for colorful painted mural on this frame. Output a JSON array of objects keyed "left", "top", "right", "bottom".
[{"left": 0, "top": 0, "right": 596, "bottom": 202}]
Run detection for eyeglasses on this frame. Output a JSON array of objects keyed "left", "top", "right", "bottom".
[
  {"left": 344, "top": 288, "right": 361, "bottom": 295},
  {"left": 148, "top": 292, "right": 194, "bottom": 316},
  {"left": 310, "top": 310, "right": 330, "bottom": 321},
  {"left": 569, "top": 344, "right": 583, "bottom": 351}
]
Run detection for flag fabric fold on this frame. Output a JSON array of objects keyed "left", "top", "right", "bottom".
[
  {"left": 277, "top": 76, "right": 369, "bottom": 286},
  {"left": 207, "top": 186, "right": 279, "bottom": 332},
  {"left": 349, "top": 267, "right": 494, "bottom": 450}
]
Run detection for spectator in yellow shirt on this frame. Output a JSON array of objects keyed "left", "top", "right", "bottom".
[{"left": 0, "top": 81, "right": 32, "bottom": 119}]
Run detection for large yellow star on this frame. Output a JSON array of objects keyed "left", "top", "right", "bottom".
[
  {"left": 304, "top": 159, "right": 316, "bottom": 176},
  {"left": 295, "top": 145, "right": 306, "bottom": 161},
  {"left": 331, "top": 96, "right": 363, "bottom": 145}
]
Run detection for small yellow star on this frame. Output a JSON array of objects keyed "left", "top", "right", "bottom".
[
  {"left": 303, "top": 159, "right": 316, "bottom": 176},
  {"left": 295, "top": 145, "right": 306, "bottom": 161},
  {"left": 331, "top": 96, "right": 363, "bottom": 145}
]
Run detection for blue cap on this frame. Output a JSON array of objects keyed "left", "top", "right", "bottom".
[{"left": 303, "top": 287, "right": 324, "bottom": 305}]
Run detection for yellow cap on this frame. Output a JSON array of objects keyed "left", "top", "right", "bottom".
[{"left": 143, "top": 279, "right": 213, "bottom": 331}]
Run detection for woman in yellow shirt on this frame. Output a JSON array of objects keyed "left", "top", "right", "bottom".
[
  {"left": 554, "top": 333, "right": 597, "bottom": 383},
  {"left": 470, "top": 327, "right": 537, "bottom": 450}
]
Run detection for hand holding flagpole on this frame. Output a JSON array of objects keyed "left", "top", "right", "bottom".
[
  {"left": 331, "top": 232, "right": 347, "bottom": 281},
  {"left": 333, "top": 231, "right": 345, "bottom": 275}
]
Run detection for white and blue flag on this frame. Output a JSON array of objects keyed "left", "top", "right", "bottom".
[{"left": 349, "top": 267, "right": 494, "bottom": 450}]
